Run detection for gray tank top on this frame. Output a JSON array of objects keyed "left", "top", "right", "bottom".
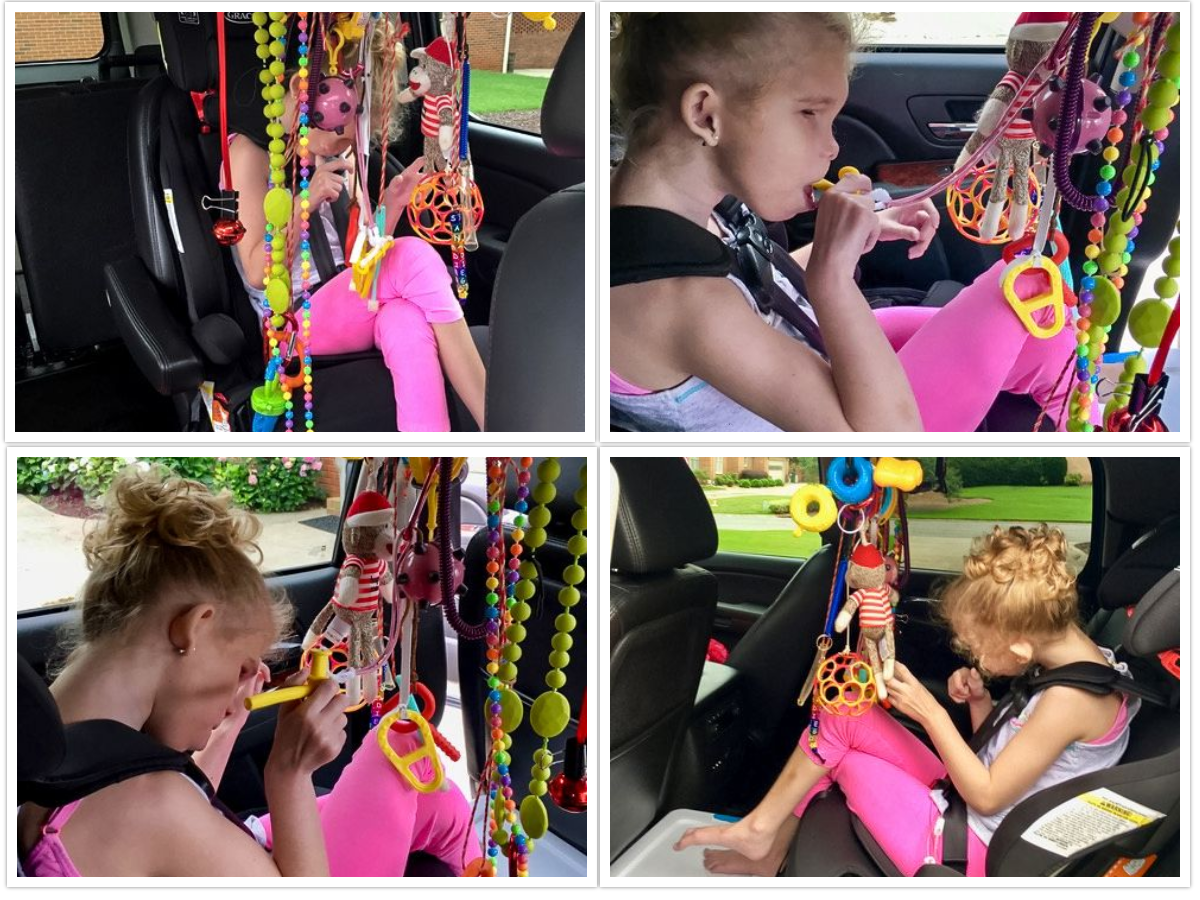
[
  {"left": 968, "top": 647, "right": 1141, "bottom": 845},
  {"left": 610, "top": 219, "right": 823, "bottom": 432}
]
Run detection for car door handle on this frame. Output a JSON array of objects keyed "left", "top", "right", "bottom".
[{"left": 927, "top": 121, "right": 978, "bottom": 141}]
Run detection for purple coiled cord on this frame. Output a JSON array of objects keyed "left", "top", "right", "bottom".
[
  {"left": 439, "top": 456, "right": 487, "bottom": 640},
  {"left": 1053, "top": 12, "right": 1102, "bottom": 210}
]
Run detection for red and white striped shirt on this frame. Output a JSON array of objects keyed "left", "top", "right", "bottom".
[
  {"left": 853, "top": 585, "right": 895, "bottom": 630},
  {"left": 998, "top": 69, "right": 1040, "bottom": 141},
  {"left": 421, "top": 93, "right": 461, "bottom": 144},
  {"left": 333, "top": 554, "right": 387, "bottom": 613}
]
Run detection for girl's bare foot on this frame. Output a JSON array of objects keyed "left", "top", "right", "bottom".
[
  {"left": 702, "top": 848, "right": 784, "bottom": 877},
  {"left": 674, "top": 818, "right": 775, "bottom": 862}
]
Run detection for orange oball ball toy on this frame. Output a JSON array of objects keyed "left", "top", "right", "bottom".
[
  {"left": 407, "top": 171, "right": 485, "bottom": 246},
  {"left": 946, "top": 164, "right": 1040, "bottom": 245},
  {"left": 815, "top": 652, "right": 878, "bottom": 716}
]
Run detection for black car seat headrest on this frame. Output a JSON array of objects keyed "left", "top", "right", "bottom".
[
  {"left": 611, "top": 458, "right": 717, "bottom": 574},
  {"left": 1124, "top": 568, "right": 1179, "bottom": 657},
  {"left": 540, "top": 15, "right": 584, "bottom": 159},
  {"left": 1096, "top": 515, "right": 1179, "bottom": 610},
  {"left": 17, "top": 653, "right": 209, "bottom": 810}
]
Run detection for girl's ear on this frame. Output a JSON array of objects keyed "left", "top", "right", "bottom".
[
  {"left": 288, "top": 71, "right": 306, "bottom": 100},
  {"left": 167, "top": 603, "right": 217, "bottom": 654},
  {"left": 679, "top": 82, "right": 721, "bottom": 146},
  {"left": 1008, "top": 639, "right": 1035, "bottom": 666}
]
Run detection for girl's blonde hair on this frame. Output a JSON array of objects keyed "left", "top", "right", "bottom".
[
  {"left": 611, "top": 12, "right": 862, "bottom": 151},
  {"left": 938, "top": 525, "right": 1080, "bottom": 642},
  {"left": 50, "top": 466, "right": 294, "bottom": 677}
]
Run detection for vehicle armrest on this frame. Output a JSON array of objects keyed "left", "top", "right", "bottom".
[
  {"left": 915, "top": 863, "right": 966, "bottom": 876},
  {"left": 104, "top": 257, "right": 203, "bottom": 396}
]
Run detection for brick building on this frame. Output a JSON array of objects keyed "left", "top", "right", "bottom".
[
  {"left": 688, "top": 457, "right": 815, "bottom": 483},
  {"left": 467, "top": 12, "right": 581, "bottom": 71},
  {"left": 14, "top": 11, "right": 105, "bottom": 63}
]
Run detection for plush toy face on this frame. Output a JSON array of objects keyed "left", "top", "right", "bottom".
[
  {"left": 344, "top": 523, "right": 394, "bottom": 559},
  {"left": 847, "top": 558, "right": 887, "bottom": 591},
  {"left": 410, "top": 50, "right": 455, "bottom": 96}
]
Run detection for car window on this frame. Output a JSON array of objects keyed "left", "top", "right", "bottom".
[
  {"left": 465, "top": 12, "right": 579, "bottom": 134},
  {"left": 907, "top": 457, "right": 1093, "bottom": 573},
  {"left": 15, "top": 456, "right": 347, "bottom": 613},
  {"left": 691, "top": 457, "right": 822, "bottom": 560},
  {"left": 14, "top": 11, "right": 106, "bottom": 63},
  {"left": 857, "top": 11, "right": 1014, "bottom": 47}
]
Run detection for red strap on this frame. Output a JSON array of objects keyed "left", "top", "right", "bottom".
[
  {"left": 215, "top": 13, "right": 233, "bottom": 190},
  {"left": 189, "top": 90, "right": 214, "bottom": 133},
  {"left": 1147, "top": 299, "right": 1180, "bottom": 386},
  {"left": 576, "top": 688, "right": 587, "bottom": 743}
]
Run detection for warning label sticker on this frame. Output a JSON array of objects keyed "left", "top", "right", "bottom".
[{"left": 1021, "top": 788, "right": 1165, "bottom": 857}]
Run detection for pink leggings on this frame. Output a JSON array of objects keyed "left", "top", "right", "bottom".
[
  {"left": 874, "top": 259, "right": 1082, "bottom": 431},
  {"left": 257, "top": 724, "right": 481, "bottom": 877},
  {"left": 795, "top": 706, "right": 987, "bottom": 876},
  {"left": 308, "top": 237, "right": 464, "bottom": 431}
]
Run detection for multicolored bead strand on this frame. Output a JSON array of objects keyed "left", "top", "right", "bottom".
[
  {"left": 1109, "top": 229, "right": 1181, "bottom": 429},
  {"left": 1066, "top": 16, "right": 1178, "bottom": 431},
  {"left": 501, "top": 458, "right": 534, "bottom": 875},
  {"left": 520, "top": 461, "right": 585, "bottom": 851},
  {"left": 294, "top": 13, "right": 314, "bottom": 430},
  {"left": 1064, "top": 25, "right": 1145, "bottom": 430},
  {"left": 256, "top": 12, "right": 292, "bottom": 411}
]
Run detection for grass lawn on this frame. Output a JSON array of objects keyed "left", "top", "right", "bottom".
[
  {"left": 468, "top": 70, "right": 549, "bottom": 113},
  {"left": 707, "top": 494, "right": 794, "bottom": 515},
  {"left": 908, "top": 485, "right": 1093, "bottom": 522},
  {"left": 718, "top": 529, "right": 821, "bottom": 559}
]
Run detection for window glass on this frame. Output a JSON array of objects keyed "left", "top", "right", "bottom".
[
  {"left": 690, "top": 457, "right": 822, "bottom": 559},
  {"left": 15, "top": 457, "right": 346, "bottom": 613},
  {"left": 857, "top": 11, "right": 1015, "bottom": 47},
  {"left": 14, "top": 11, "right": 105, "bottom": 64}
]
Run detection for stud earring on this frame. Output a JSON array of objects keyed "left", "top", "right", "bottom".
[{"left": 177, "top": 647, "right": 187, "bottom": 656}]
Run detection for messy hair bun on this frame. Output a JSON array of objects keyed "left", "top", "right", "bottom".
[
  {"left": 938, "top": 524, "right": 1079, "bottom": 639},
  {"left": 51, "top": 466, "right": 292, "bottom": 675}
]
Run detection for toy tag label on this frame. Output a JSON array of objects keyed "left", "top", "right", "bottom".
[
  {"left": 1020, "top": 788, "right": 1164, "bottom": 857},
  {"left": 163, "top": 189, "right": 186, "bottom": 254}
]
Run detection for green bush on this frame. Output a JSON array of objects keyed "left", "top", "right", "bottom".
[
  {"left": 692, "top": 468, "right": 711, "bottom": 485},
  {"left": 212, "top": 457, "right": 325, "bottom": 512},
  {"left": 954, "top": 457, "right": 1068, "bottom": 488},
  {"left": 1064, "top": 472, "right": 1084, "bottom": 487},
  {"left": 138, "top": 457, "right": 219, "bottom": 484},
  {"left": 767, "top": 501, "right": 791, "bottom": 515},
  {"left": 16, "top": 456, "right": 128, "bottom": 499}
]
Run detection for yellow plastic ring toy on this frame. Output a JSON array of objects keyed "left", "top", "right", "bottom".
[
  {"left": 1001, "top": 256, "right": 1065, "bottom": 339},
  {"left": 790, "top": 483, "right": 838, "bottom": 535},
  {"left": 378, "top": 709, "right": 445, "bottom": 793}
]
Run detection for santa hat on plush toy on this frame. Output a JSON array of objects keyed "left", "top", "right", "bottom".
[
  {"left": 850, "top": 544, "right": 885, "bottom": 570},
  {"left": 412, "top": 36, "right": 452, "bottom": 67},
  {"left": 345, "top": 491, "right": 393, "bottom": 529},
  {"left": 1010, "top": 11, "right": 1071, "bottom": 43}
]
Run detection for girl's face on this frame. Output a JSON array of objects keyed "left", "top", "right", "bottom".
[
  {"left": 952, "top": 617, "right": 1031, "bottom": 679},
  {"left": 716, "top": 45, "right": 849, "bottom": 223},
  {"left": 153, "top": 603, "right": 277, "bottom": 751}
]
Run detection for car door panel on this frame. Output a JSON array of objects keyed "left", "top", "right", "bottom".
[{"left": 698, "top": 551, "right": 810, "bottom": 651}]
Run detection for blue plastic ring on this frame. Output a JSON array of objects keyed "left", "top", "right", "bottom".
[{"left": 826, "top": 457, "right": 874, "bottom": 504}]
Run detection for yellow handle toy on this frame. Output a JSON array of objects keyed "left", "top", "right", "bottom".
[
  {"left": 1001, "top": 256, "right": 1065, "bottom": 339},
  {"left": 245, "top": 648, "right": 333, "bottom": 711},
  {"left": 378, "top": 708, "right": 445, "bottom": 793},
  {"left": 811, "top": 165, "right": 860, "bottom": 193},
  {"left": 873, "top": 458, "right": 923, "bottom": 493}
]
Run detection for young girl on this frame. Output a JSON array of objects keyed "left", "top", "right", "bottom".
[
  {"left": 675, "top": 525, "right": 1139, "bottom": 876},
  {"left": 610, "top": 13, "right": 1081, "bottom": 432},
  {"left": 228, "top": 17, "right": 486, "bottom": 432},
  {"left": 17, "top": 468, "right": 480, "bottom": 876}
]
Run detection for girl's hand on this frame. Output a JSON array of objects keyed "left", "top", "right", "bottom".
[
  {"left": 884, "top": 661, "right": 945, "bottom": 726},
  {"left": 307, "top": 156, "right": 355, "bottom": 209},
  {"left": 876, "top": 198, "right": 940, "bottom": 259},
  {"left": 947, "top": 666, "right": 989, "bottom": 706},
  {"left": 384, "top": 157, "right": 427, "bottom": 211},
  {"left": 265, "top": 669, "right": 349, "bottom": 778},
  {"left": 806, "top": 173, "right": 881, "bottom": 290}
]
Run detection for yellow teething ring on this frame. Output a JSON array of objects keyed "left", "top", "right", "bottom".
[
  {"left": 790, "top": 483, "right": 838, "bottom": 535},
  {"left": 378, "top": 709, "right": 445, "bottom": 793},
  {"left": 1001, "top": 256, "right": 1065, "bottom": 339}
]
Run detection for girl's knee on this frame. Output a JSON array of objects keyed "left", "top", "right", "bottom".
[{"left": 381, "top": 238, "right": 460, "bottom": 323}]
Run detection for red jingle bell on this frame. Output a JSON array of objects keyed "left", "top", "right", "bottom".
[
  {"left": 547, "top": 737, "right": 587, "bottom": 813},
  {"left": 213, "top": 218, "right": 246, "bottom": 246}
]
